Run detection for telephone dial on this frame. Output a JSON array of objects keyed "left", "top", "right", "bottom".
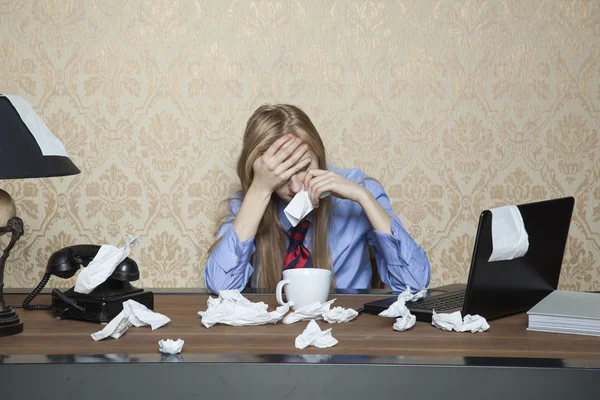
[{"left": 23, "top": 244, "right": 154, "bottom": 323}]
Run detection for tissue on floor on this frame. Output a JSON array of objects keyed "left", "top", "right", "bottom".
[
  {"left": 488, "top": 205, "right": 529, "bottom": 262},
  {"left": 75, "top": 235, "right": 140, "bottom": 294},
  {"left": 198, "top": 289, "right": 289, "bottom": 328},
  {"left": 295, "top": 320, "right": 338, "bottom": 349},
  {"left": 91, "top": 299, "right": 171, "bottom": 341}
]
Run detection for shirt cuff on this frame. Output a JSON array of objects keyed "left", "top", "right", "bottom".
[
  {"left": 371, "top": 217, "right": 415, "bottom": 266},
  {"left": 212, "top": 226, "right": 255, "bottom": 273}
]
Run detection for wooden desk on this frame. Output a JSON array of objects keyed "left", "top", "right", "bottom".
[
  {"left": 2, "top": 293, "right": 600, "bottom": 359},
  {"left": 1, "top": 293, "right": 600, "bottom": 400}
]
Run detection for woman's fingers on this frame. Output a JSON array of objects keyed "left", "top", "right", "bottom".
[
  {"left": 276, "top": 143, "right": 309, "bottom": 175},
  {"left": 303, "top": 168, "right": 327, "bottom": 188},
  {"left": 271, "top": 137, "right": 304, "bottom": 167},
  {"left": 309, "top": 177, "right": 334, "bottom": 206},
  {"left": 264, "top": 134, "right": 294, "bottom": 158},
  {"left": 281, "top": 157, "right": 312, "bottom": 182}
]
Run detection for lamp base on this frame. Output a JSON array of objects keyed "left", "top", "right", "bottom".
[{"left": 0, "top": 306, "right": 23, "bottom": 337}]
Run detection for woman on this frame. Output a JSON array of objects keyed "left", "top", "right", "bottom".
[{"left": 204, "top": 104, "right": 430, "bottom": 293}]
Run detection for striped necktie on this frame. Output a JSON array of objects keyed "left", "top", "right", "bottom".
[{"left": 282, "top": 220, "right": 312, "bottom": 270}]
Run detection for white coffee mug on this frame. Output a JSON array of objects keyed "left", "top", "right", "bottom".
[{"left": 276, "top": 268, "right": 331, "bottom": 310}]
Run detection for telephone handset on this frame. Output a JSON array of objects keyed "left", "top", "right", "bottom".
[{"left": 23, "top": 244, "right": 154, "bottom": 323}]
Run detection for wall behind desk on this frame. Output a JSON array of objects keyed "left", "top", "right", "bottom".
[{"left": 1, "top": 1, "right": 598, "bottom": 291}]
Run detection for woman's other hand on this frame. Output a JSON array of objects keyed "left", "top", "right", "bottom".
[{"left": 251, "top": 134, "right": 311, "bottom": 195}]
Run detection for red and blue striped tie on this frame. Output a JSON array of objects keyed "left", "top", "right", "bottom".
[{"left": 283, "top": 220, "right": 312, "bottom": 270}]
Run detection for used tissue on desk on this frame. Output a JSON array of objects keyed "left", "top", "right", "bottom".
[
  {"left": 379, "top": 286, "right": 426, "bottom": 331},
  {"left": 198, "top": 290, "right": 289, "bottom": 328},
  {"left": 323, "top": 306, "right": 359, "bottom": 323},
  {"left": 393, "top": 313, "right": 416, "bottom": 331},
  {"left": 284, "top": 188, "right": 330, "bottom": 227},
  {"left": 75, "top": 235, "right": 139, "bottom": 294},
  {"left": 159, "top": 338, "right": 184, "bottom": 354},
  {"left": 488, "top": 205, "right": 529, "bottom": 262},
  {"left": 91, "top": 299, "right": 171, "bottom": 341},
  {"left": 431, "top": 310, "right": 490, "bottom": 333},
  {"left": 379, "top": 286, "right": 425, "bottom": 319},
  {"left": 295, "top": 320, "right": 338, "bottom": 349},
  {"left": 283, "top": 299, "right": 336, "bottom": 324}
]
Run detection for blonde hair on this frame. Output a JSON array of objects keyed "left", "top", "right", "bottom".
[{"left": 209, "top": 104, "right": 332, "bottom": 288}]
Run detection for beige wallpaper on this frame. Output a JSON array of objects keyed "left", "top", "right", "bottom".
[{"left": 1, "top": 0, "right": 599, "bottom": 291}]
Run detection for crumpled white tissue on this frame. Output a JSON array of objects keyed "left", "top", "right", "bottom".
[
  {"left": 198, "top": 290, "right": 289, "bottom": 328},
  {"left": 323, "top": 306, "right": 359, "bottom": 323},
  {"left": 399, "top": 286, "right": 428, "bottom": 302},
  {"left": 75, "top": 235, "right": 140, "bottom": 294},
  {"left": 379, "top": 286, "right": 427, "bottom": 331},
  {"left": 295, "top": 320, "right": 338, "bottom": 349},
  {"left": 284, "top": 188, "right": 330, "bottom": 227},
  {"left": 283, "top": 299, "right": 336, "bottom": 324},
  {"left": 91, "top": 299, "right": 171, "bottom": 341},
  {"left": 379, "top": 295, "right": 410, "bottom": 318},
  {"left": 393, "top": 313, "right": 416, "bottom": 331},
  {"left": 431, "top": 310, "right": 490, "bottom": 333},
  {"left": 379, "top": 286, "right": 428, "bottom": 319},
  {"left": 159, "top": 338, "right": 184, "bottom": 354}
]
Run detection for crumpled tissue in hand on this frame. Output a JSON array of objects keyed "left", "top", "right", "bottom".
[
  {"left": 284, "top": 188, "right": 331, "bottom": 227},
  {"left": 91, "top": 299, "right": 171, "bottom": 341},
  {"left": 198, "top": 290, "right": 289, "bottom": 328},
  {"left": 159, "top": 338, "right": 184, "bottom": 354},
  {"left": 75, "top": 235, "right": 140, "bottom": 294},
  {"left": 295, "top": 320, "right": 338, "bottom": 349},
  {"left": 283, "top": 299, "right": 336, "bottom": 324},
  {"left": 323, "top": 306, "right": 359, "bottom": 323},
  {"left": 431, "top": 310, "right": 490, "bottom": 333}
]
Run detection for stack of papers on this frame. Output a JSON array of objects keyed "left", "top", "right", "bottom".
[{"left": 527, "top": 290, "right": 600, "bottom": 337}]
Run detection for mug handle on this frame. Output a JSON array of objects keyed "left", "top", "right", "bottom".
[{"left": 276, "top": 279, "right": 292, "bottom": 307}]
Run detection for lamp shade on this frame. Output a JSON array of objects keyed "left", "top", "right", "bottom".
[{"left": 0, "top": 95, "right": 80, "bottom": 179}]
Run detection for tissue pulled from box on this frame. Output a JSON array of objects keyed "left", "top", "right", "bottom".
[
  {"left": 75, "top": 235, "right": 139, "bottom": 294},
  {"left": 431, "top": 310, "right": 490, "bottom": 333},
  {"left": 284, "top": 188, "right": 330, "bottom": 227},
  {"left": 295, "top": 320, "right": 338, "bottom": 349},
  {"left": 159, "top": 338, "right": 184, "bottom": 354},
  {"left": 488, "top": 205, "right": 529, "bottom": 262},
  {"left": 283, "top": 299, "right": 336, "bottom": 324},
  {"left": 91, "top": 299, "right": 171, "bottom": 341},
  {"left": 198, "top": 289, "right": 289, "bottom": 328}
]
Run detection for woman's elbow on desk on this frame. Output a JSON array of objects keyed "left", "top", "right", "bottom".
[{"left": 203, "top": 260, "right": 251, "bottom": 294}]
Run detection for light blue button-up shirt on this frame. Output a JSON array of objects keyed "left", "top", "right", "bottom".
[{"left": 204, "top": 166, "right": 430, "bottom": 293}]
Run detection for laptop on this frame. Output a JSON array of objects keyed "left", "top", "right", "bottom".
[{"left": 363, "top": 196, "right": 575, "bottom": 322}]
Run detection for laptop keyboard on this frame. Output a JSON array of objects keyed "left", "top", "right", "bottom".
[{"left": 410, "top": 290, "right": 466, "bottom": 312}]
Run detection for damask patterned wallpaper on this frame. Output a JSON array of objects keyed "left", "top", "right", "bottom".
[{"left": 1, "top": 1, "right": 598, "bottom": 291}]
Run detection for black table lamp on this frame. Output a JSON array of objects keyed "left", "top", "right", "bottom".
[{"left": 0, "top": 94, "right": 80, "bottom": 337}]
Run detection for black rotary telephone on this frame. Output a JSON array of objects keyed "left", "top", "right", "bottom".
[{"left": 23, "top": 244, "right": 154, "bottom": 323}]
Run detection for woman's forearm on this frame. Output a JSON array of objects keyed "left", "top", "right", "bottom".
[
  {"left": 356, "top": 187, "right": 392, "bottom": 234},
  {"left": 232, "top": 183, "right": 273, "bottom": 241}
]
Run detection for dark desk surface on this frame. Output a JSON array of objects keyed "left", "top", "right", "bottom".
[{"left": 2, "top": 292, "right": 600, "bottom": 359}]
